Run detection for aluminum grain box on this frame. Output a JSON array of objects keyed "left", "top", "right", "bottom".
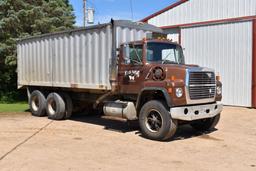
[{"left": 17, "top": 20, "right": 162, "bottom": 91}]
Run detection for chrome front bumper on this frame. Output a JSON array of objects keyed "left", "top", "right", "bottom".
[{"left": 170, "top": 103, "right": 223, "bottom": 121}]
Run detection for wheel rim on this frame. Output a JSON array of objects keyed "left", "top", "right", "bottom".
[
  {"left": 48, "top": 98, "right": 57, "bottom": 115},
  {"left": 145, "top": 109, "right": 163, "bottom": 133},
  {"left": 31, "top": 96, "right": 39, "bottom": 112}
]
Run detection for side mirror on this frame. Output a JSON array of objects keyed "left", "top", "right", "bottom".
[
  {"left": 124, "top": 44, "right": 130, "bottom": 58},
  {"left": 123, "top": 44, "right": 131, "bottom": 64}
]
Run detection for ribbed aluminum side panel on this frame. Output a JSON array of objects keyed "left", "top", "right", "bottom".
[
  {"left": 115, "top": 26, "right": 150, "bottom": 47},
  {"left": 52, "top": 27, "right": 112, "bottom": 89},
  {"left": 17, "top": 21, "right": 156, "bottom": 90},
  {"left": 18, "top": 25, "right": 113, "bottom": 90},
  {"left": 181, "top": 21, "right": 253, "bottom": 107},
  {"left": 18, "top": 37, "right": 53, "bottom": 87},
  {"left": 148, "top": 0, "right": 256, "bottom": 27}
]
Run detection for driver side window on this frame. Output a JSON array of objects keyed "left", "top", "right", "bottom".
[{"left": 124, "top": 45, "right": 143, "bottom": 65}]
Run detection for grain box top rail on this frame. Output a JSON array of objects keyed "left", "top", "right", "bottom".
[{"left": 17, "top": 20, "right": 163, "bottom": 43}]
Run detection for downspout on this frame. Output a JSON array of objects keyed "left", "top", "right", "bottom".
[
  {"left": 93, "top": 20, "right": 118, "bottom": 108},
  {"left": 178, "top": 27, "right": 181, "bottom": 44},
  {"left": 252, "top": 19, "right": 256, "bottom": 108}
]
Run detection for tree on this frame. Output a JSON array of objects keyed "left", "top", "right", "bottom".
[{"left": 0, "top": 0, "right": 75, "bottom": 102}]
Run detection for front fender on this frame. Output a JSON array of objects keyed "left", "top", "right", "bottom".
[{"left": 136, "top": 87, "right": 172, "bottom": 110}]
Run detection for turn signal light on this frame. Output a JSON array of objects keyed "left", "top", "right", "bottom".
[
  {"left": 216, "top": 75, "right": 221, "bottom": 81},
  {"left": 168, "top": 88, "right": 173, "bottom": 94},
  {"left": 171, "top": 76, "right": 176, "bottom": 81}
]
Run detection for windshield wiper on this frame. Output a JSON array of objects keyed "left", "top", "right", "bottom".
[{"left": 161, "top": 60, "right": 178, "bottom": 64}]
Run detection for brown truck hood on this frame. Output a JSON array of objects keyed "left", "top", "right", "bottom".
[{"left": 160, "top": 64, "right": 215, "bottom": 81}]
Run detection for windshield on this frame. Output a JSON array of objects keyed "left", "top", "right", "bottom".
[{"left": 147, "top": 42, "right": 185, "bottom": 64}]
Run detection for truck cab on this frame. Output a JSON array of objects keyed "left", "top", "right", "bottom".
[{"left": 114, "top": 38, "right": 223, "bottom": 140}]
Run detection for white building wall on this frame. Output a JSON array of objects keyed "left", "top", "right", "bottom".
[
  {"left": 148, "top": 0, "right": 256, "bottom": 27},
  {"left": 181, "top": 21, "right": 253, "bottom": 106}
]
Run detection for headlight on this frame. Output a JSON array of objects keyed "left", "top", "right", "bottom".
[
  {"left": 217, "top": 86, "right": 222, "bottom": 95},
  {"left": 175, "top": 88, "right": 183, "bottom": 98}
]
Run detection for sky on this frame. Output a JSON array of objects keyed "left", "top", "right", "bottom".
[{"left": 69, "top": 0, "right": 178, "bottom": 26}]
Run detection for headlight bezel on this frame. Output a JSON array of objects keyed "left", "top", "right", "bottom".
[{"left": 216, "top": 86, "right": 222, "bottom": 95}]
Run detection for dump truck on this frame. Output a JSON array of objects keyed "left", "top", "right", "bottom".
[{"left": 17, "top": 20, "right": 223, "bottom": 141}]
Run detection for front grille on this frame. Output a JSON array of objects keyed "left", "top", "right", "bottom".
[
  {"left": 189, "top": 72, "right": 216, "bottom": 100},
  {"left": 189, "top": 72, "right": 216, "bottom": 85}
]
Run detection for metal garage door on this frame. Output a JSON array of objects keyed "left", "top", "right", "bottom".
[{"left": 181, "top": 21, "right": 253, "bottom": 107}]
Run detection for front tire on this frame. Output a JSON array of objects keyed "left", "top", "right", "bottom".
[
  {"left": 139, "top": 100, "right": 177, "bottom": 141},
  {"left": 190, "top": 114, "right": 220, "bottom": 132}
]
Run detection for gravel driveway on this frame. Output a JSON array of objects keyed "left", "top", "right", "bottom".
[{"left": 0, "top": 107, "right": 255, "bottom": 171}]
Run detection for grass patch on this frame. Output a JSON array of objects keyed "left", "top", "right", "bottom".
[{"left": 0, "top": 103, "right": 29, "bottom": 112}]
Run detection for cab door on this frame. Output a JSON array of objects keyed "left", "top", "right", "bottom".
[{"left": 118, "top": 43, "right": 146, "bottom": 94}]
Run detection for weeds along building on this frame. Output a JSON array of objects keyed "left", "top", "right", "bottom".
[{"left": 141, "top": 0, "right": 256, "bottom": 108}]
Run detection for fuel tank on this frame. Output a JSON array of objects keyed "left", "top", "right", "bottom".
[{"left": 103, "top": 101, "right": 137, "bottom": 120}]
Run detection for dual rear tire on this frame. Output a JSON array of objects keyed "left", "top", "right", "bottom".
[
  {"left": 46, "top": 93, "right": 65, "bottom": 120},
  {"left": 29, "top": 90, "right": 46, "bottom": 117},
  {"left": 29, "top": 90, "right": 73, "bottom": 120}
]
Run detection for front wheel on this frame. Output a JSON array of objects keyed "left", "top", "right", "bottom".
[
  {"left": 139, "top": 100, "right": 177, "bottom": 141},
  {"left": 190, "top": 114, "right": 221, "bottom": 132}
]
